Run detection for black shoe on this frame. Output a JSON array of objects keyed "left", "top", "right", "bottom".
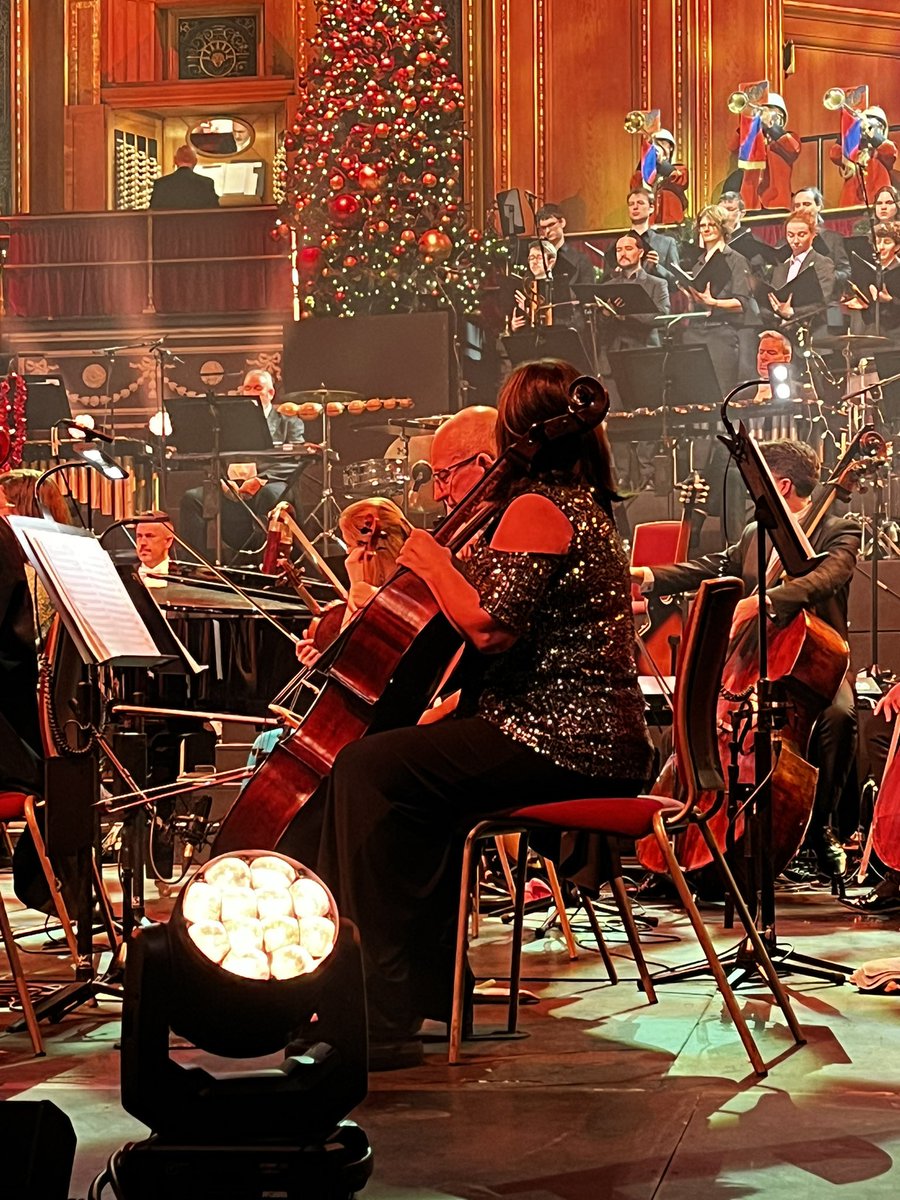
[
  {"left": 631, "top": 872, "right": 679, "bottom": 902},
  {"left": 779, "top": 850, "right": 824, "bottom": 888},
  {"left": 816, "top": 827, "right": 847, "bottom": 878},
  {"left": 842, "top": 888, "right": 900, "bottom": 914},
  {"left": 368, "top": 1037, "right": 424, "bottom": 1071}
]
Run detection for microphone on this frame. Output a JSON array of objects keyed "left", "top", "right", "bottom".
[
  {"left": 262, "top": 501, "right": 293, "bottom": 574},
  {"left": 410, "top": 460, "right": 433, "bottom": 492}
]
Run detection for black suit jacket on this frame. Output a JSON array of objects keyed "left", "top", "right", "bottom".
[
  {"left": 769, "top": 249, "right": 835, "bottom": 330},
  {"left": 150, "top": 167, "right": 219, "bottom": 211},
  {"left": 649, "top": 511, "right": 860, "bottom": 639}
]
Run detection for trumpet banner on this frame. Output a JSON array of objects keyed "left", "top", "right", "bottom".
[
  {"left": 840, "top": 85, "right": 870, "bottom": 165},
  {"left": 737, "top": 79, "right": 769, "bottom": 171}
]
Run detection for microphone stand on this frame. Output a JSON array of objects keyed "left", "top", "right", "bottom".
[{"left": 857, "top": 158, "right": 881, "bottom": 336}]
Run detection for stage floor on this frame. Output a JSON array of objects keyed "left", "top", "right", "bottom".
[{"left": 2, "top": 869, "right": 900, "bottom": 1199}]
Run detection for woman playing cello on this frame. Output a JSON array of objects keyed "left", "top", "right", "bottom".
[{"left": 278, "top": 360, "right": 653, "bottom": 1068}]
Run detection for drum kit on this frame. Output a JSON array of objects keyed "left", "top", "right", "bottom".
[{"left": 274, "top": 389, "right": 450, "bottom": 543}]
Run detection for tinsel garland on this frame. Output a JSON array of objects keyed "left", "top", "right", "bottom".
[{"left": 0, "top": 372, "right": 28, "bottom": 470}]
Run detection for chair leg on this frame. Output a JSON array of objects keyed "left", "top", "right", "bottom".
[
  {"left": 606, "top": 840, "right": 656, "bottom": 1002},
  {"left": 0, "top": 821, "right": 14, "bottom": 860},
  {"left": 697, "top": 820, "right": 805, "bottom": 1047},
  {"left": 576, "top": 885, "right": 618, "bottom": 984},
  {"left": 540, "top": 857, "right": 579, "bottom": 961},
  {"left": 23, "top": 798, "right": 79, "bottom": 966},
  {"left": 652, "top": 812, "right": 767, "bottom": 1076},
  {"left": 0, "top": 892, "right": 44, "bottom": 1055},
  {"left": 492, "top": 835, "right": 518, "bottom": 901},
  {"left": 507, "top": 834, "right": 530, "bottom": 1035},
  {"left": 450, "top": 825, "right": 487, "bottom": 1065}
]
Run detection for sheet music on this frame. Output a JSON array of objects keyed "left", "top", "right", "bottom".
[{"left": 15, "top": 522, "right": 163, "bottom": 664}]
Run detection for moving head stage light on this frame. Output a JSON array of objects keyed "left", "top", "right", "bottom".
[{"left": 92, "top": 850, "right": 372, "bottom": 1200}]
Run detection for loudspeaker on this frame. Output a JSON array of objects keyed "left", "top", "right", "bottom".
[
  {"left": 0, "top": 1100, "right": 76, "bottom": 1199},
  {"left": 847, "top": 560, "right": 900, "bottom": 672}
]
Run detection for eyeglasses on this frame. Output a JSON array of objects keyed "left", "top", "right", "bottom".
[
  {"left": 538, "top": 219, "right": 561, "bottom": 231},
  {"left": 432, "top": 453, "right": 482, "bottom": 486}
]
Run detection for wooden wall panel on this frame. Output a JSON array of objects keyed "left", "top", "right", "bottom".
[
  {"left": 543, "top": 0, "right": 640, "bottom": 229},
  {"left": 784, "top": 2, "right": 900, "bottom": 208},
  {"left": 28, "top": 0, "right": 66, "bottom": 214}
]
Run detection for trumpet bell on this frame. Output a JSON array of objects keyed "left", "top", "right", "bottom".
[
  {"left": 727, "top": 91, "right": 749, "bottom": 115},
  {"left": 624, "top": 110, "right": 646, "bottom": 134},
  {"left": 823, "top": 87, "right": 846, "bottom": 111}
]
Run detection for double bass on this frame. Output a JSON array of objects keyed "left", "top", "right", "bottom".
[
  {"left": 636, "top": 428, "right": 886, "bottom": 876},
  {"left": 213, "top": 377, "right": 611, "bottom": 853}
]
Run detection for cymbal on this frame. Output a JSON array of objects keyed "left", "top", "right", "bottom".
[
  {"left": 816, "top": 334, "right": 890, "bottom": 351},
  {"left": 387, "top": 413, "right": 448, "bottom": 430},
  {"left": 279, "top": 389, "right": 363, "bottom": 406}
]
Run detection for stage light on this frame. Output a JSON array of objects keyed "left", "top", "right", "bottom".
[
  {"left": 94, "top": 850, "right": 372, "bottom": 1200},
  {"left": 768, "top": 361, "right": 799, "bottom": 403}
]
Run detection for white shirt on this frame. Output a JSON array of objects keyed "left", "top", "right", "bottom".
[
  {"left": 786, "top": 249, "right": 811, "bottom": 282},
  {"left": 138, "top": 555, "right": 171, "bottom": 588}
]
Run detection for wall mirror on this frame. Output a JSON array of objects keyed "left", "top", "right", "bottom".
[{"left": 187, "top": 117, "right": 255, "bottom": 158}]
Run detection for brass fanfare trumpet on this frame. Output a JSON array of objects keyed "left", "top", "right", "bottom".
[{"left": 624, "top": 109, "right": 654, "bottom": 135}]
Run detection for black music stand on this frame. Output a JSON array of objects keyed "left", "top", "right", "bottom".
[
  {"left": 168, "top": 396, "right": 273, "bottom": 564},
  {"left": 20, "top": 376, "right": 73, "bottom": 464},
  {"left": 503, "top": 327, "right": 593, "bottom": 376},
  {"left": 8, "top": 519, "right": 185, "bottom": 1024},
  {"left": 655, "top": 396, "right": 850, "bottom": 990}
]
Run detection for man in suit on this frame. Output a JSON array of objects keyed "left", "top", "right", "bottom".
[
  {"left": 179, "top": 369, "right": 306, "bottom": 555},
  {"left": 535, "top": 203, "right": 598, "bottom": 288},
  {"left": 767, "top": 211, "right": 836, "bottom": 342},
  {"left": 632, "top": 438, "right": 860, "bottom": 882},
  {"left": 627, "top": 187, "right": 681, "bottom": 292},
  {"left": 150, "top": 144, "right": 219, "bottom": 211},
  {"left": 598, "top": 231, "right": 670, "bottom": 351}
]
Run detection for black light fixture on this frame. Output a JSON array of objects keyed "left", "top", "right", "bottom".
[{"left": 91, "top": 850, "right": 371, "bottom": 1200}]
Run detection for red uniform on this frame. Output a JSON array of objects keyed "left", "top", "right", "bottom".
[
  {"left": 828, "top": 139, "right": 897, "bottom": 207},
  {"left": 727, "top": 125, "right": 800, "bottom": 211},
  {"left": 628, "top": 163, "right": 690, "bottom": 225}
]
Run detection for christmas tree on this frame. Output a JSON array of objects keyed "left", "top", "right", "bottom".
[{"left": 279, "top": 0, "right": 504, "bottom": 319}]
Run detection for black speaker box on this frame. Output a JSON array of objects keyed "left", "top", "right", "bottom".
[
  {"left": 0, "top": 1100, "right": 76, "bottom": 1199},
  {"left": 282, "top": 312, "right": 456, "bottom": 465},
  {"left": 848, "top": 560, "right": 900, "bottom": 673}
]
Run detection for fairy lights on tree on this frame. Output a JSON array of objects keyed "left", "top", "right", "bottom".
[{"left": 278, "top": 0, "right": 504, "bottom": 318}]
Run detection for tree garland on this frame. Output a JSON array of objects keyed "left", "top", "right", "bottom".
[{"left": 0, "top": 372, "right": 27, "bottom": 470}]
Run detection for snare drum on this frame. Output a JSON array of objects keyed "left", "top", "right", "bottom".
[{"left": 343, "top": 457, "right": 410, "bottom": 498}]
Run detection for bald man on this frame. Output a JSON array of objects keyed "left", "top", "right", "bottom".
[
  {"left": 430, "top": 406, "right": 498, "bottom": 511},
  {"left": 150, "top": 144, "right": 219, "bottom": 210}
]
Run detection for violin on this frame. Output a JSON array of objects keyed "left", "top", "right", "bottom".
[
  {"left": 637, "top": 427, "right": 887, "bottom": 877},
  {"left": 212, "top": 377, "right": 610, "bottom": 853}
]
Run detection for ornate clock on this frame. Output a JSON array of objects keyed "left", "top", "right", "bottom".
[{"left": 178, "top": 15, "right": 259, "bottom": 80}]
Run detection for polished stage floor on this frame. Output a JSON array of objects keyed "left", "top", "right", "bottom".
[{"left": 2, "top": 870, "right": 900, "bottom": 1200}]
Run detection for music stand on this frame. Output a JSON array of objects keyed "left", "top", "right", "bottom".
[
  {"left": 167, "top": 396, "right": 273, "bottom": 563},
  {"left": 503, "top": 327, "right": 594, "bottom": 376},
  {"left": 8, "top": 518, "right": 186, "bottom": 1024},
  {"left": 20, "top": 376, "right": 73, "bottom": 464}
]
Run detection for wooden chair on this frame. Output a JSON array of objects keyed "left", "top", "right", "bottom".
[
  {"left": 449, "top": 577, "right": 805, "bottom": 1075},
  {"left": 0, "top": 790, "right": 80, "bottom": 1055}
]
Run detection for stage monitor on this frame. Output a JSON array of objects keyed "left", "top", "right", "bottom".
[{"left": 496, "top": 189, "right": 526, "bottom": 237}]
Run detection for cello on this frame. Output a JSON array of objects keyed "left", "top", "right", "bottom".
[
  {"left": 636, "top": 428, "right": 886, "bottom": 876},
  {"left": 213, "top": 377, "right": 610, "bottom": 853}
]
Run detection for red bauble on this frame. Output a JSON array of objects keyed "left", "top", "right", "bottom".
[
  {"left": 469, "top": 229, "right": 483, "bottom": 242},
  {"left": 399, "top": 228, "right": 417, "bottom": 243},
  {"left": 374, "top": 122, "right": 390, "bottom": 137},
  {"left": 358, "top": 164, "right": 383, "bottom": 192},
  {"left": 417, "top": 229, "right": 453, "bottom": 262},
  {"left": 421, "top": 172, "right": 438, "bottom": 188},
  {"left": 329, "top": 172, "right": 345, "bottom": 191},
  {"left": 297, "top": 245, "right": 324, "bottom": 275},
  {"left": 328, "top": 192, "right": 366, "bottom": 228},
  {"left": 344, "top": 255, "right": 359, "bottom": 268},
  {"left": 402, "top": 96, "right": 417, "bottom": 112}
]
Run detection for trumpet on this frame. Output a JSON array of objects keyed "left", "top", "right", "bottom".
[
  {"left": 727, "top": 90, "right": 762, "bottom": 116},
  {"left": 624, "top": 109, "right": 654, "bottom": 135},
  {"left": 823, "top": 86, "right": 863, "bottom": 120}
]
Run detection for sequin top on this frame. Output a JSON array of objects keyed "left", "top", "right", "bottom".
[{"left": 461, "top": 483, "right": 653, "bottom": 781}]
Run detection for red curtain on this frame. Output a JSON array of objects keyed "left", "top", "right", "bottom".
[{"left": 4, "top": 209, "right": 291, "bottom": 318}]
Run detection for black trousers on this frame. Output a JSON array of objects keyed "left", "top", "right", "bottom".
[
  {"left": 807, "top": 678, "right": 858, "bottom": 838},
  {"left": 278, "top": 716, "right": 645, "bottom": 1039},
  {"left": 179, "top": 480, "right": 287, "bottom": 555}
]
